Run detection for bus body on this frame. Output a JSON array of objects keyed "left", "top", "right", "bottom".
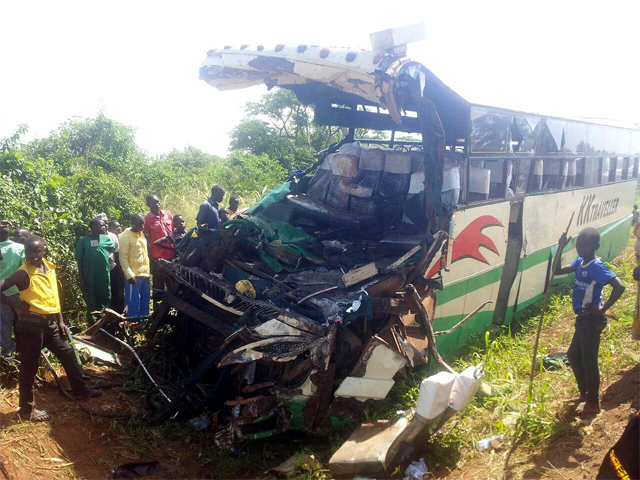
[
  {"left": 200, "top": 41, "right": 640, "bottom": 358},
  {"left": 434, "top": 104, "right": 639, "bottom": 355}
]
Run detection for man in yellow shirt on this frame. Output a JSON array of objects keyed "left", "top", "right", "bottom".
[
  {"left": 119, "top": 214, "right": 151, "bottom": 318},
  {"left": 0, "top": 236, "right": 97, "bottom": 421}
]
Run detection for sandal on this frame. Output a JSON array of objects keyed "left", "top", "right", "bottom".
[
  {"left": 19, "top": 408, "right": 50, "bottom": 422},
  {"left": 73, "top": 388, "right": 103, "bottom": 400}
]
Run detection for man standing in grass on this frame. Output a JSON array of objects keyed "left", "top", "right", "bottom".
[
  {"left": 152, "top": 214, "right": 187, "bottom": 259},
  {"left": 0, "top": 220, "right": 25, "bottom": 357},
  {"left": 0, "top": 235, "right": 98, "bottom": 421},
  {"left": 108, "top": 219, "right": 125, "bottom": 313},
  {"left": 120, "top": 214, "right": 150, "bottom": 318},
  {"left": 196, "top": 185, "right": 225, "bottom": 230},
  {"left": 556, "top": 227, "right": 625, "bottom": 415},
  {"left": 75, "top": 217, "right": 114, "bottom": 325},
  {"left": 228, "top": 196, "right": 240, "bottom": 216},
  {"left": 143, "top": 195, "right": 173, "bottom": 308}
]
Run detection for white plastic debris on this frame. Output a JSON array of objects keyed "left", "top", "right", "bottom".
[
  {"left": 449, "top": 364, "right": 484, "bottom": 411},
  {"left": 416, "top": 371, "right": 456, "bottom": 419},
  {"left": 403, "top": 457, "right": 428, "bottom": 480},
  {"left": 475, "top": 434, "right": 504, "bottom": 451}
]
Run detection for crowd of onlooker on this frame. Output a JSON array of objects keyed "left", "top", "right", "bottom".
[
  {"left": 0, "top": 184, "right": 237, "bottom": 421},
  {"left": 0, "top": 184, "right": 239, "bottom": 358}
]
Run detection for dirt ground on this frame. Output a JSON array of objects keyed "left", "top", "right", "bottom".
[
  {"left": 1, "top": 367, "right": 153, "bottom": 480},
  {"left": 431, "top": 362, "right": 639, "bottom": 480},
  {"left": 2, "top": 330, "right": 637, "bottom": 480},
  {"left": 1, "top": 271, "right": 639, "bottom": 480},
  {"left": 427, "top": 291, "right": 640, "bottom": 479}
]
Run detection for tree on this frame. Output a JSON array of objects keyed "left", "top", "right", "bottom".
[
  {"left": 156, "top": 146, "right": 222, "bottom": 171},
  {"left": 229, "top": 89, "right": 342, "bottom": 172},
  {"left": 0, "top": 111, "right": 290, "bottom": 313}
]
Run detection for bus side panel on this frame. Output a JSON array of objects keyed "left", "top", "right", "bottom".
[
  {"left": 521, "top": 181, "right": 635, "bottom": 258},
  {"left": 508, "top": 181, "right": 636, "bottom": 323},
  {"left": 433, "top": 201, "right": 511, "bottom": 357},
  {"left": 434, "top": 180, "right": 635, "bottom": 357}
]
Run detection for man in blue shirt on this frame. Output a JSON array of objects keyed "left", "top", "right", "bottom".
[
  {"left": 196, "top": 185, "right": 225, "bottom": 230},
  {"left": 556, "top": 227, "right": 625, "bottom": 415}
]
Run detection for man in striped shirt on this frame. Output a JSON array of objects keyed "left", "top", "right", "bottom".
[{"left": 556, "top": 227, "right": 625, "bottom": 416}]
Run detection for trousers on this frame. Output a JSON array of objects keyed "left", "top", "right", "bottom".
[
  {"left": 150, "top": 258, "right": 171, "bottom": 312},
  {"left": 83, "top": 270, "right": 111, "bottom": 325},
  {"left": 16, "top": 315, "right": 89, "bottom": 412},
  {"left": 633, "top": 282, "right": 640, "bottom": 337},
  {"left": 567, "top": 314, "right": 607, "bottom": 403},
  {"left": 110, "top": 254, "right": 125, "bottom": 314},
  {"left": 0, "top": 302, "right": 16, "bottom": 356},
  {"left": 124, "top": 276, "right": 150, "bottom": 318}
]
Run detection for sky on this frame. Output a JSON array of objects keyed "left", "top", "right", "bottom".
[{"left": 1, "top": 1, "right": 639, "bottom": 158}]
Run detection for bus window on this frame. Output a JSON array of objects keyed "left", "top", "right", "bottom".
[
  {"left": 621, "top": 157, "right": 630, "bottom": 180},
  {"left": 485, "top": 160, "right": 505, "bottom": 199},
  {"left": 442, "top": 153, "right": 462, "bottom": 208},
  {"left": 589, "top": 125, "right": 607, "bottom": 154},
  {"left": 583, "top": 157, "right": 601, "bottom": 186},
  {"left": 632, "top": 131, "right": 640, "bottom": 156},
  {"left": 564, "top": 122, "right": 589, "bottom": 153},
  {"left": 542, "top": 158, "right": 564, "bottom": 190},
  {"left": 608, "top": 157, "right": 617, "bottom": 182},
  {"left": 601, "top": 157, "right": 610, "bottom": 183},
  {"left": 470, "top": 109, "right": 510, "bottom": 154},
  {"left": 514, "top": 158, "right": 531, "bottom": 194},
  {"left": 468, "top": 166, "right": 491, "bottom": 202},
  {"left": 506, "top": 161, "right": 514, "bottom": 196},
  {"left": 634, "top": 157, "right": 639, "bottom": 178},
  {"left": 530, "top": 159, "right": 543, "bottom": 192},
  {"left": 566, "top": 158, "right": 577, "bottom": 187},
  {"left": 612, "top": 156, "right": 623, "bottom": 181},
  {"left": 515, "top": 116, "right": 541, "bottom": 153},
  {"left": 546, "top": 119, "right": 565, "bottom": 153}
]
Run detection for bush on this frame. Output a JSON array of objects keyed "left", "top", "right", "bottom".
[{"left": 0, "top": 116, "right": 289, "bottom": 315}]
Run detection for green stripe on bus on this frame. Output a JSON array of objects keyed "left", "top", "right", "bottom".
[
  {"left": 433, "top": 310, "right": 495, "bottom": 359},
  {"left": 438, "top": 266, "right": 503, "bottom": 305},
  {"left": 431, "top": 214, "right": 632, "bottom": 358}
]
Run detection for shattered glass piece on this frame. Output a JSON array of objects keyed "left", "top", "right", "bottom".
[
  {"left": 470, "top": 109, "right": 510, "bottom": 153},
  {"left": 346, "top": 295, "right": 362, "bottom": 314},
  {"left": 245, "top": 361, "right": 256, "bottom": 384}
]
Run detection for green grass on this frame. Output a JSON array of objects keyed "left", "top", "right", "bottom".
[
  {"left": 411, "top": 233, "right": 638, "bottom": 472},
  {"left": 353, "top": 232, "right": 639, "bottom": 478},
  {"left": 4, "top": 224, "right": 639, "bottom": 479}
]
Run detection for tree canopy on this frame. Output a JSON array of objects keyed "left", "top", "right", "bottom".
[
  {"left": 0, "top": 101, "right": 293, "bottom": 312},
  {"left": 0, "top": 88, "right": 392, "bottom": 313},
  {"left": 230, "top": 89, "right": 343, "bottom": 172}
]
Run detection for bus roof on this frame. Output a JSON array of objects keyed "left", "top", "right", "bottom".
[
  {"left": 199, "top": 44, "right": 470, "bottom": 142},
  {"left": 199, "top": 44, "right": 639, "bottom": 138}
]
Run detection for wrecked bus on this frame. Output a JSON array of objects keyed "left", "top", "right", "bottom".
[
  {"left": 197, "top": 35, "right": 639, "bottom": 353},
  {"left": 142, "top": 28, "right": 639, "bottom": 448}
]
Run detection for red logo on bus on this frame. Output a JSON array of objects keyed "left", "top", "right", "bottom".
[{"left": 426, "top": 215, "right": 504, "bottom": 278}]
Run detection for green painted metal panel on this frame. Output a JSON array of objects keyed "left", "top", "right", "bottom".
[
  {"left": 432, "top": 214, "right": 632, "bottom": 358},
  {"left": 438, "top": 266, "right": 503, "bottom": 305},
  {"left": 284, "top": 399, "right": 307, "bottom": 430}
]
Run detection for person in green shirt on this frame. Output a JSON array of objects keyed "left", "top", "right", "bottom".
[
  {"left": 0, "top": 220, "right": 25, "bottom": 356},
  {"left": 75, "top": 217, "right": 114, "bottom": 325}
]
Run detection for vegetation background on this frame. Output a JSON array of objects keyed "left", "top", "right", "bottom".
[{"left": 0, "top": 89, "right": 342, "bottom": 313}]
